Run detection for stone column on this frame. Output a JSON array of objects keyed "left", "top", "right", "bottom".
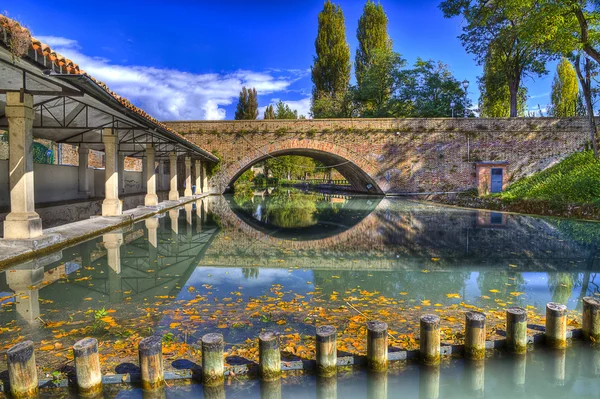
[
  {"left": 141, "top": 155, "right": 147, "bottom": 192},
  {"left": 144, "top": 146, "right": 158, "bottom": 206},
  {"left": 158, "top": 160, "right": 165, "bottom": 191},
  {"left": 184, "top": 156, "right": 193, "bottom": 197},
  {"left": 6, "top": 263, "right": 44, "bottom": 323},
  {"left": 103, "top": 233, "right": 122, "bottom": 274},
  {"left": 201, "top": 161, "right": 208, "bottom": 193},
  {"left": 118, "top": 153, "right": 125, "bottom": 195},
  {"left": 4, "top": 92, "right": 43, "bottom": 239},
  {"left": 169, "top": 152, "right": 179, "bottom": 201},
  {"left": 195, "top": 160, "right": 201, "bottom": 196},
  {"left": 145, "top": 217, "right": 159, "bottom": 265},
  {"left": 78, "top": 145, "right": 90, "bottom": 198},
  {"left": 102, "top": 128, "right": 122, "bottom": 216}
]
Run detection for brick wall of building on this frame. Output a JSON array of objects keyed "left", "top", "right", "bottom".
[{"left": 164, "top": 118, "right": 590, "bottom": 194}]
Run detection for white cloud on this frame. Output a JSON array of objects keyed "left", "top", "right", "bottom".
[
  {"left": 40, "top": 37, "right": 308, "bottom": 121},
  {"left": 258, "top": 96, "right": 312, "bottom": 119}
]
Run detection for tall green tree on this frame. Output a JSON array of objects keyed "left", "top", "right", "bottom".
[
  {"left": 234, "top": 87, "right": 259, "bottom": 120},
  {"left": 551, "top": 57, "right": 580, "bottom": 117},
  {"left": 274, "top": 101, "right": 299, "bottom": 119},
  {"left": 264, "top": 104, "right": 275, "bottom": 119},
  {"left": 354, "top": 48, "right": 405, "bottom": 117},
  {"left": 440, "top": 1, "right": 550, "bottom": 117},
  {"left": 392, "top": 59, "right": 472, "bottom": 117},
  {"left": 355, "top": 0, "right": 393, "bottom": 88},
  {"left": 479, "top": 48, "right": 528, "bottom": 117},
  {"left": 311, "top": 0, "right": 351, "bottom": 118},
  {"left": 574, "top": 53, "right": 599, "bottom": 157}
]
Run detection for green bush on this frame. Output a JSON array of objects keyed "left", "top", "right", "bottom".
[{"left": 497, "top": 151, "right": 600, "bottom": 205}]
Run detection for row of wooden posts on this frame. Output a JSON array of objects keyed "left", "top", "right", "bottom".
[{"left": 5, "top": 299, "right": 600, "bottom": 398}]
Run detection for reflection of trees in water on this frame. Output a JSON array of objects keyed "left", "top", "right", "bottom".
[
  {"left": 313, "top": 269, "right": 470, "bottom": 303},
  {"left": 242, "top": 268, "right": 259, "bottom": 279},
  {"left": 477, "top": 271, "right": 526, "bottom": 304},
  {"left": 548, "top": 273, "right": 581, "bottom": 305}
]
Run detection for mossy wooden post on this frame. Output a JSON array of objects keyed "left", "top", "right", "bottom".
[
  {"left": 202, "top": 333, "right": 224, "bottom": 387},
  {"left": 583, "top": 297, "right": 600, "bottom": 342},
  {"left": 73, "top": 338, "right": 102, "bottom": 396},
  {"left": 316, "top": 325, "right": 337, "bottom": 377},
  {"left": 260, "top": 380, "right": 282, "bottom": 399},
  {"left": 418, "top": 365, "right": 440, "bottom": 399},
  {"left": 7, "top": 341, "right": 38, "bottom": 399},
  {"left": 367, "top": 321, "right": 388, "bottom": 372},
  {"left": 139, "top": 336, "right": 164, "bottom": 391},
  {"left": 464, "top": 311, "right": 486, "bottom": 360},
  {"left": 545, "top": 302, "right": 567, "bottom": 349},
  {"left": 316, "top": 376, "right": 337, "bottom": 399},
  {"left": 366, "top": 369, "right": 388, "bottom": 399},
  {"left": 259, "top": 331, "right": 281, "bottom": 382},
  {"left": 420, "top": 315, "right": 440, "bottom": 366},
  {"left": 506, "top": 307, "right": 528, "bottom": 354},
  {"left": 549, "top": 349, "right": 566, "bottom": 386}
]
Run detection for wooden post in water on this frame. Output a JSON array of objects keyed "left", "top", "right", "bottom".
[
  {"left": 506, "top": 307, "right": 528, "bottom": 354},
  {"left": 316, "top": 325, "right": 337, "bottom": 378},
  {"left": 202, "top": 333, "right": 225, "bottom": 387},
  {"left": 464, "top": 311, "right": 486, "bottom": 360},
  {"left": 139, "top": 336, "right": 164, "bottom": 391},
  {"left": 420, "top": 315, "right": 440, "bottom": 366},
  {"left": 7, "top": 341, "right": 38, "bottom": 399},
  {"left": 260, "top": 380, "right": 282, "bottom": 399},
  {"left": 316, "top": 376, "right": 337, "bottom": 399},
  {"left": 73, "top": 338, "right": 102, "bottom": 396},
  {"left": 366, "top": 321, "right": 388, "bottom": 372},
  {"left": 418, "top": 365, "right": 440, "bottom": 399},
  {"left": 259, "top": 331, "right": 281, "bottom": 382},
  {"left": 545, "top": 302, "right": 567, "bottom": 349},
  {"left": 583, "top": 297, "right": 600, "bottom": 342},
  {"left": 203, "top": 385, "right": 226, "bottom": 399}
]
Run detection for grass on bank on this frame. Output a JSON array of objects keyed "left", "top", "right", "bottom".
[{"left": 496, "top": 150, "right": 600, "bottom": 206}]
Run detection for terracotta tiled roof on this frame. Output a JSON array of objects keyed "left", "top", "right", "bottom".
[{"left": 0, "top": 14, "right": 195, "bottom": 147}]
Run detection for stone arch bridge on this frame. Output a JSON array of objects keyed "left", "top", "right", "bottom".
[{"left": 164, "top": 118, "right": 589, "bottom": 195}]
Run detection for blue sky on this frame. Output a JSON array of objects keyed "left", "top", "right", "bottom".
[{"left": 4, "top": 0, "right": 556, "bottom": 120}]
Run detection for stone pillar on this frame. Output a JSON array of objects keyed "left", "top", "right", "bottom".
[
  {"left": 78, "top": 145, "right": 90, "bottom": 197},
  {"left": 169, "top": 152, "right": 179, "bottom": 201},
  {"left": 145, "top": 217, "right": 159, "bottom": 265},
  {"left": 118, "top": 153, "right": 125, "bottom": 195},
  {"left": 145, "top": 146, "right": 159, "bottom": 207},
  {"left": 201, "top": 161, "right": 208, "bottom": 193},
  {"left": 141, "top": 155, "right": 147, "bottom": 192},
  {"left": 184, "top": 156, "right": 193, "bottom": 197},
  {"left": 158, "top": 160, "right": 165, "bottom": 191},
  {"left": 195, "top": 160, "right": 201, "bottom": 195},
  {"left": 3, "top": 92, "right": 42, "bottom": 239},
  {"left": 102, "top": 128, "right": 122, "bottom": 216},
  {"left": 6, "top": 264, "right": 44, "bottom": 323}
]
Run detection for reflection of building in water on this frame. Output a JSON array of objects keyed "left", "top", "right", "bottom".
[
  {"left": 0, "top": 211, "right": 219, "bottom": 324},
  {"left": 6, "top": 252, "right": 62, "bottom": 323},
  {"left": 476, "top": 210, "right": 506, "bottom": 228}
]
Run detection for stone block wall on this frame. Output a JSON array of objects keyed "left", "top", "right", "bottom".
[{"left": 164, "top": 118, "right": 590, "bottom": 194}]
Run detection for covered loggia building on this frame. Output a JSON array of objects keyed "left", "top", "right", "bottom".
[{"left": 0, "top": 16, "right": 217, "bottom": 247}]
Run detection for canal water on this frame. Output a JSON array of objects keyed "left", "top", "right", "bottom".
[{"left": 0, "top": 188, "right": 599, "bottom": 397}]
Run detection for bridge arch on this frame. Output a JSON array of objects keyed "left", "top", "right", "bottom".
[{"left": 210, "top": 139, "right": 387, "bottom": 194}]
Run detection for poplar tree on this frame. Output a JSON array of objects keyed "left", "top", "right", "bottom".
[
  {"left": 264, "top": 104, "right": 275, "bottom": 119},
  {"left": 355, "top": 0, "right": 393, "bottom": 88},
  {"left": 234, "top": 87, "right": 259, "bottom": 120},
  {"left": 311, "top": 0, "right": 351, "bottom": 118},
  {"left": 551, "top": 57, "right": 579, "bottom": 117}
]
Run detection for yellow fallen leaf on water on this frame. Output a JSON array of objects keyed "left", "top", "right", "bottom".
[
  {"left": 509, "top": 264, "right": 517, "bottom": 268},
  {"left": 169, "top": 323, "right": 180, "bottom": 329},
  {"left": 276, "top": 320, "right": 287, "bottom": 325},
  {"left": 481, "top": 295, "right": 491, "bottom": 299},
  {"left": 217, "top": 323, "right": 227, "bottom": 328},
  {"left": 421, "top": 270, "right": 430, "bottom": 273},
  {"left": 83, "top": 298, "right": 92, "bottom": 301},
  {"left": 510, "top": 292, "right": 523, "bottom": 297},
  {"left": 431, "top": 258, "right": 440, "bottom": 262},
  {"left": 446, "top": 293, "right": 461, "bottom": 299},
  {"left": 399, "top": 292, "right": 408, "bottom": 295},
  {"left": 489, "top": 289, "right": 500, "bottom": 294},
  {"left": 40, "top": 345, "right": 54, "bottom": 351}
]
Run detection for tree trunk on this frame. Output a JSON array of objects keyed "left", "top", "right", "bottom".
[
  {"left": 508, "top": 76, "right": 519, "bottom": 117},
  {"left": 574, "top": 55, "right": 599, "bottom": 158}
]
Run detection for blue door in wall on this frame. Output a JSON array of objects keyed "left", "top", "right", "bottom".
[{"left": 491, "top": 168, "right": 503, "bottom": 193}]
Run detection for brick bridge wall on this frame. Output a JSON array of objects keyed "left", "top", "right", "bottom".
[{"left": 164, "top": 118, "right": 590, "bottom": 194}]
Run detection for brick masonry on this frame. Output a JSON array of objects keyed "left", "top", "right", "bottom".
[{"left": 163, "top": 118, "right": 591, "bottom": 194}]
